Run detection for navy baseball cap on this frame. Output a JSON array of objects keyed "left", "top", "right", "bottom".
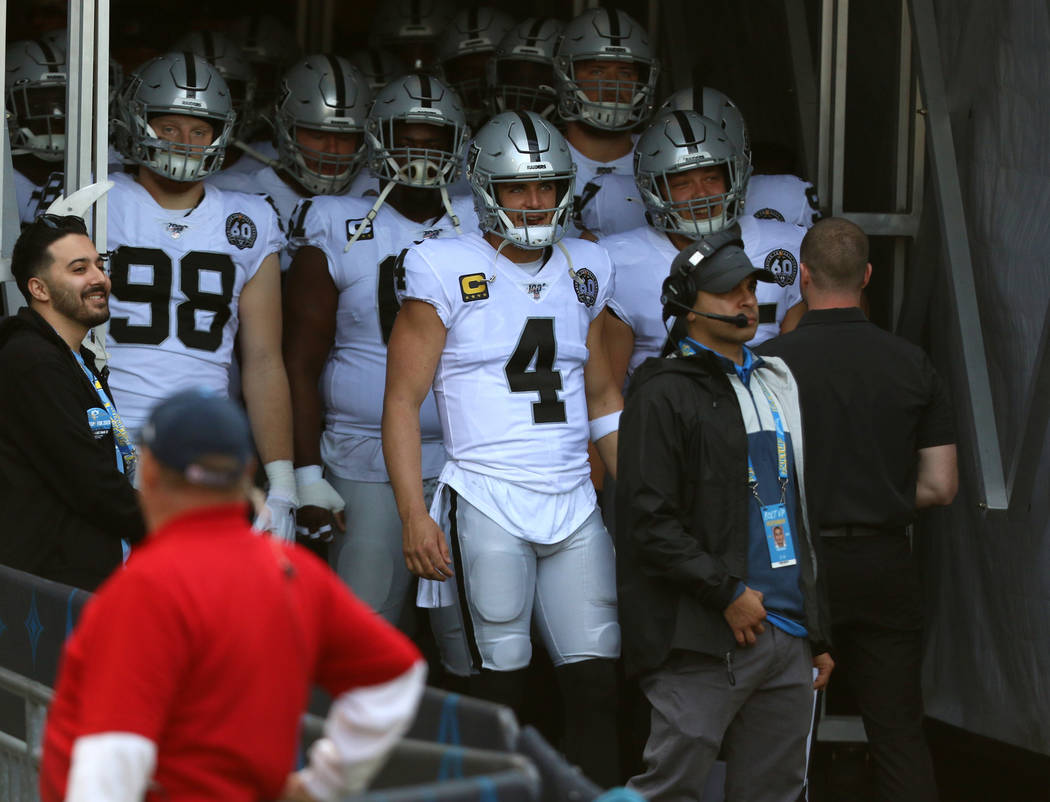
[
  {"left": 141, "top": 389, "right": 253, "bottom": 487},
  {"left": 672, "top": 236, "right": 776, "bottom": 295}
]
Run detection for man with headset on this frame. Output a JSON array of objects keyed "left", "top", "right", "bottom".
[{"left": 615, "top": 232, "right": 833, "bottom": 801}]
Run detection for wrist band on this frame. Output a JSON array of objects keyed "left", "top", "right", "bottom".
[
  {"left": 294, "top": 464, "right": 324, "bottom": 485},
  {"left": 264, "top": 459, "right": 296, "bottom": 494},
  {"left": 589, "top": 410, "right": 621, "bottom": 442}
]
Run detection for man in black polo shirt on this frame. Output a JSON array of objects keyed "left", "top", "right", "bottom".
[{"left": 757, "top": 217, "right": 957, "bottom": 802}]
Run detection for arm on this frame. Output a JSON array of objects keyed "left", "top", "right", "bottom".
[
  {"left": 282, "top": 246, "right": 346, "bottom": 536},
  {"left": 239, "top": 253, "right": 297, "bottom": 539},
  {"left": 604, "top": 308, "right": 635, "bottom": 396},
  {"left": 286, "top": 662, "right": 427, "bottom": 802},
  {"left": 381, "top": 300, "right": 452, "bottom": 580},
  {"left": 780, "top": 300, "right": 807, "bottom": 334},
  {"left": 915, "top": 444, "right": 958, "bottom": 508},
  {"left": 584, "top": 310, "right": 624, "bottom": 479}
]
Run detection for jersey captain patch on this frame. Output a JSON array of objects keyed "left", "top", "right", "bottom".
[
  {"left": 571, "top": 267, "right": 599, "bottom": 307},
  {"left": 225, "top": 213, "right": 257, "bottom": 249},
  {"left": 345, "top": 217, "right": 374, "bottom": 241},
  {"left": 765, "top": 248, "right": 799, "bottom": 287},
  {"left": 460, "top": 273, "right": 489, "bottom": 302}
]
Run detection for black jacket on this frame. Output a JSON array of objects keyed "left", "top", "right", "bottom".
[
  {"left": 0, "top": 308, "right": 145, "bottom": 589},
  {"left": 615, "top": 350, "right": 831, "bottom": 677}
]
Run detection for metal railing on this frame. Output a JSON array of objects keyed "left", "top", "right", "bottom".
[{"left": 0, "top": 667, "right": 52, "bottom": 802}]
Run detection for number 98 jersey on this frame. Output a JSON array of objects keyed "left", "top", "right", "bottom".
[
  {"left": 104, "top": 173, "right": 285, "bottom": 432},
  {"left": 400, "top": 233, "right": 613, "bottom": 495}
]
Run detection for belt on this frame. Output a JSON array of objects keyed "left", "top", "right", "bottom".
[{"left": 820, "top": 525, "right": 906, "bottom": 538}]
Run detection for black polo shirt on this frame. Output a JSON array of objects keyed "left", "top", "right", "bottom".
[{"left": 756, "top": 307, "right": 955, "bottom": 529}]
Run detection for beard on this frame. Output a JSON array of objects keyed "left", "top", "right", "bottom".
[{"left": 49, "top": 281, "right": 111, "bottom": 328}]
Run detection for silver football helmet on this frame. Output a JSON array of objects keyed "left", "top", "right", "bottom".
[
  {"left": 274, "top": 55, "right": 371, "bottom": 195},
  {"left": 467, "top": 110, "right": 576, "bottom": 249},
  {"left": 660, "top": 86, "right": 751, "bottom": 164},
  {"left": 365, "top": 73, "right": 469, "bottom": 189},
  {"left": 486, "top": 17, "right": 562, "bottom": 118},
  {"left": 231, "top": 14, "right": 301, "bottom": 112},
  {"left": 118, "top": 52, "right": 236, "bottom": 182},
  {"left": 635, "top": 109, "right": 751, "bottom": 239},
  {"left": 554, "top": 8, "right": 659, "bottom": 131},
  {"left": 349, "top": 48, "right": 408, "bottom": 93},
  {"left": 434, "top": 7, "right": 515, "bottom": 124},
  {"left": 5, "top": 39, "right": 67, "bottom": 161},
  {"left": 174, "top": 32, "right": 258, "bottom": 139},
  {"left": 369, "top": 0, "right": 456, "bottom": 70}
]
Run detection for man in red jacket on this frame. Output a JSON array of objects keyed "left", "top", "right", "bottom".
[{"left": 40, "top": 389, "right": 426, "bottom": 802}]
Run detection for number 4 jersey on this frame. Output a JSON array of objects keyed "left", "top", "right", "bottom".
[
  {"left": 104, "top": 173, "right": 285, "bottom": 432},
  {"left": 399, "top": 233, "right": 613, "bottom": 496}
]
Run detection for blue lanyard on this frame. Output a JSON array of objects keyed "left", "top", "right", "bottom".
[
  {"left": 747, "top": 376, "right": 788, "bottom": 505},
  {"left": 73, "top": 351, "right": 137, "bottom": 478}
]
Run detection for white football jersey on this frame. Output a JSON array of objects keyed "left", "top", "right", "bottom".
[
  {"left": 287, "top": 193, "right": 479, "bottom": 481},
  {"left": 104, "top": 173, "right": 284, "bottom": 432},
  {"left": 747, "top": 174, "right": 821, "bottom": 229},
  {"left": 399, "top": 233, "right": 613, "bottom": 495},
  {"left": 14, "top": 169, "right": 63, "bottom": 224},
  {"left": 602, "top": 218, "right": 805, "bottom": 376},
  {"left": 567, "top": 139, "right": 638, "bottom": 237},
  {"left": 603, "top": 226, "right": 678, "bottom": 379},
  {"left": 206, "top": 165, "right": 300, "bottom": 270}
]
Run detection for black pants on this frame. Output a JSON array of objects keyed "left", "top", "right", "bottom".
[{"left": 821, "top": 534, "right": 938, "bottom": 802}]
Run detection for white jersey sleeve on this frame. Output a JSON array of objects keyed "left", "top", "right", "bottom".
[
  {"left": 746, "top": 174, "right": 821, "bottom": 229},
  {"left": 602, "top": 226, "right": 679, "bottom": 377},
  {"left": 104, "top": 174, "right": 284, "bottom": 432},
  {"left": 738, "top": 215, "right": 805, "bottom": 346},
  {"left": 579, "top": 172, "right": 647, "bottom": 238},
  {"left": 402, "top": 234, "right": 612, "bottom": 494}
]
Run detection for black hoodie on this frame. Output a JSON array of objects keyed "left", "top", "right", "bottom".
[{"left": 0, "top": 308, "right": 145, "bottom": 590}]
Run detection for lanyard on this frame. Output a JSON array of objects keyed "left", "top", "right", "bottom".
[
  {"left": 747, "top": 376, "right": 788, "bottom": 506},
  {"left": 73, "top": 351, "right": 137, "bottom": 478}
]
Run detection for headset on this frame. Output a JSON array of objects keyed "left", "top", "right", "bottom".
[{"left": 660, "top": 230, "right": 751, "bottom": 328}]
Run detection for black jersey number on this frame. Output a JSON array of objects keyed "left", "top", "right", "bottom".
[
  {"left": 505, "top": 317, "right": 566, "bottom": 424},
  {"left": 377, "top": 249, "right": 409, "bottom": 345},
  {"left": 108, "top": 247, "right": 236, "bottom": 353}
]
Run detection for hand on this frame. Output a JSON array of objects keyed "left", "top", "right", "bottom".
[
  {"left": 723, "top": 586, "right": 767, "bottom": 646},
  {"left": 812, "top": 652, "right": 834, "bottom": 690},
  {"left": 280, "top": 772, "right": 318, "bottom": 802},
  {"left": 255, "top": 490, "right": 297, "bottom": 543},
  {"left": 402, "top": 511, "right": 453, "bottom": 580},
  {"left": 295, "top": 472, "right": 346, "bottom": 541}
]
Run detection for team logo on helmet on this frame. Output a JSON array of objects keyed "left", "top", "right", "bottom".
[
  {"left": 226, "top": 213, "right": 258, "bottom": 250},
  {"left": 571, "top": 267, "right": 599, "bottom": 307},
  {"left": 765, "top": 248, "right": 799, "bottom": 287},
  {"left": 754, "top": 208, "right": 786, "bottom": 222}
]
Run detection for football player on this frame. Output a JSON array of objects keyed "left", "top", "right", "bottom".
[
  {"left": 207, "top": 54, "right": 372, "bottom": 266},
  {"left": 283, "top": 74, "right": 476, "bottom": 624},
  {"left": 382, "top": 110, "right": 622, "bottom": 785},
  {"left": 7, "top": 38, "right": 69, "bottom": 224},
  {"left": 553, "top": 8, "right": 659, "bottom": 237},
  {"left": 369, "top": 0, "right": 455, "bottom": 71},
  {"left": 485, "top": 17, "right": 562, "bottom": 119},
  {"left": 661, "top": 85, "right": 821, "bottom": 229},
  {"left": 106, "top": 52, "right": 297, "bottom": 540},
  {"left": 434, "top": 6, "right": 515, "bottom": 129},
  {"left": 603, "top": 109, "right": 807, "bottom": 393}
]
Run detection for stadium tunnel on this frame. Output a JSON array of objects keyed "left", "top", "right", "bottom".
[{"left": 1, "top": 0, "right": 1048, "bottom": 799}]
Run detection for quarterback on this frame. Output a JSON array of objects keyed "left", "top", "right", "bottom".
[{"left": 382, "top": 110, "right": 622, "bottom": 785}]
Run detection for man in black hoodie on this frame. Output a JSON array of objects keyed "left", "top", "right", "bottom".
[
  {"left": 617, "top": 232, "right": 832, "bottom": 801},
  {"left": 0, "top": 214, "right": 144, "bottom": 589}
]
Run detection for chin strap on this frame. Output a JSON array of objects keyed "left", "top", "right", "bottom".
[
  {"left": 439, "top": 184, "right": 462, "bottom": 234},
  {"left": 559, "top": 240, "right": 581, "bottom": 286},
  {"left": 344, "top": 180, "right": 397, "bottom": 252}
]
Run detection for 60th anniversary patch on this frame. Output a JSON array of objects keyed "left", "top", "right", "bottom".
[
  {"left": 226, "top": 213, "right": 257, "bottom": 250},
  {"left": 764, "top": 248, "right": 799, "bottom": 287}
]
